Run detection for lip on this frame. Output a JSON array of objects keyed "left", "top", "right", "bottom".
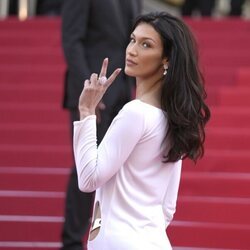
[{"left": 126, "top": 58, "right": 137, "bottom": 66}]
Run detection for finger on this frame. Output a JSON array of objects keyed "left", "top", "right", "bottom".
[
  {"left": 98, "top": 76, "right": 107, "bottom": 85},
  {"left": 84, "top": 79, "right": 90, "bottom": 88},
  {"left": 106, "top": 68, "right": 122, "bottom": 87},
  {"left": 99, "top": 58, "right": 108, "bottom": 78},
  {"left": 90, "top": 73, "right": 98, "bottom": 85}
]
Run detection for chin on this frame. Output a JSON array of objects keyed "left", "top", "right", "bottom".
[{"left": 125, "top": 67, "right": 136, "bottom": 77}]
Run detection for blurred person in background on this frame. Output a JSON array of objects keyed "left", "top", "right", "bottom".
[
  {"left": 60, "top": 0, "right": 142, "bottom": 249},
  {"left": 181, "top": 0, "right": 215, "bottom": 16},
  {"left": 36, "top": 0, "right": 62, "bottom": 16},
  {"left": 8, "top": 0, "right": 17, "bottom": 15},
  {"left": 229, "top": 0, "right": 246, "bottom": 16}
]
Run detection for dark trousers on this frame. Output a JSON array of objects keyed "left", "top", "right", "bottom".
[
  {"left": 61, "top": 109, "right": 93, "bottom": 250},
  {"left": 182, "top": 0, "right": 215, "bottom": 16},
  {"left": 230, "top": 0, "right": 245, "bottom": 16}
]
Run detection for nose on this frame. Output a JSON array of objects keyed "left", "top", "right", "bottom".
[{"left": 126, "top": 43, "right": 138, "bottom": 56}]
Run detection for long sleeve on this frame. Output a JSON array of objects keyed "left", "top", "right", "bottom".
[{"left": 73, "top": 104, "right": 145, "bottom": 192}]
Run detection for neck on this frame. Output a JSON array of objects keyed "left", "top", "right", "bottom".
[{"left": 135, "top": 74, "right": 163, "bottom": 109}]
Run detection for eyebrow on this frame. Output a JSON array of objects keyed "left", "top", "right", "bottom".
[{"left": 131, "top": 33, "right": 157, "bottom": 44}]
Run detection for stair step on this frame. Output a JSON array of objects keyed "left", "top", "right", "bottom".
[
  {"left": 197, "top": 34, "right": 250, "bottom": 50},
  {"left": 0, "top": 64, "right": 64, "bottom": 72},
  {"left": 0, "top": 241, "right": 61, "bottom": 250},
  {"left": 0, "top": 34, "right": 60, "bottom": 47},
  {"left": 0, "top": 85, "right": 63, "bottom": 104},
  {"left": 218, "top": 86, "right": 250, "bottom": 106},
  {"left": 236, "top": 68, "right": 250, "bottom": 86},
  {"left": 175, "top": 196, "right": 250, "bottom": 225},
  {"left": 183, "top": 150, "right": 250, "bottom": 173},
  {"left": 205, "top": 127, "right": 250, "bottom": 150},
  {"left": 168, "top": 220, "right": 250, "bottom": 249},
  {"left": 201, "top": 50, "right": 250, "bottom": 67},
  {"left": 0, "top": 219, "right": 62, "bottom": 242},
  {"left": 0, "top": 167, "right": 69, "bottom": 191},
  {"left": 0, "top": 17, "right": 61, "bottom": 31},
  {"left": 0, "top": 144, "right": 72, "bottom": 168},
  {"left": 0, "top": 69, "right": 64, "bottom": 84},
  {"left": 0, "top": 195, "right": 64, "bottom": 216},
  {"left": 186, "top": 18, "right": 250, "bottom": 32},
  {"left": 0, "top": 48, "right": 63, "bottom": 65},
  {"left": 180, "top": 172, "right": 250, "bottom": 198},
  {"left": 0, "top": 103, "right": 69, "bottom": 125},
  {"left": 204, "top": 67, "right": 236, "bottom": 86},
  {"left": 0, "top": 124, "right": 70, "bottom": 146},
  {"left": 209, "top": 106, "right": 250, "bottom": 128}
]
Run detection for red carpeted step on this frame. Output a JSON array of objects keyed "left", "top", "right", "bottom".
[
  {"left": 185, "top": 18, "right": 250, "bottom": 32},
  {"left": 0, "top": 33, "right": 61, "bottom": 47},
  {"left": 0, "top": 103, "right": 69, "bottom": 125},
  {"left": 175, "top": 196, "right": 250, "bottom": 225},
  {"left": 0, "top": 32, "right": 61, "bottom": 47},
  {"left": 183, "top": 150, "right": 250, "bottom": 173},
  {"left": 0, "top": 68, "right": 64, "bottom": 84},
  {"left": 0, "top": 18, "right": 61, "bottom": 47},
  {"left": 197, "top": 34, "right": 250, "bottom": 50},
  {"left": 168, "top": 220, "right": 250, "bottom": 249},
  {"left": 179, "top": 172, "right": 250, "bottom": 198},
  {"left": 218, "top": 86, "right": 250, "bottom": 106},
  {"left": 0, "top": 64, "right": 64, "bottom": 73},
  {"left": 200, "top": 49, "right": 250, "bottom": 68},
  {"left": 0, "top": 17, "right": 61, "bottom": 30},
  {"left": 0, "top": 144, "right": 72, "bottom": 168},
  {"left": 0, "top": 167, "right": 69, "bottom": 191},
  {"left": 0, "top": 242, "right": 61, "bottom": 250},
  {"left": 0, "top": 124, "right": 70, "bottom": 146},
  {"left": 0, "top": 220, "right": 62, "bottom": 242},
  {"left": 0, "top": 48, "right": 64, "bottom": 66},
  {"left": 0, "top": 64, "right": 65, "bottom": 89},
  {"left": 0, "top": 196, "right": 64, "bottom": 216},
  {"left": 0, "top": 84, "right": 63, "bottom": 104},
  {"left": 203, "top": 66, "right": 237, "bottom": 86},
  {"left": 5, "top": 126, "right": 68, "bottom": 144},
  {"left": 208, "top": 106, "right": 250, "bottom": 129},
  {"left": 236, "top": 67, "right": 250, "bottom": 86},
  {"left": 205, "top": 127, "right": 250, "bottom": 150}
]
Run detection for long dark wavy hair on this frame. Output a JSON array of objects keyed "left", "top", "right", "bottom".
[{"left": 133, "top": 12, "right": 210, "bottom": 163}]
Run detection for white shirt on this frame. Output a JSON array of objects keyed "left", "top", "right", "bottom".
[{"left": 74, "top": 99, "right": 182, "bottom": 250}]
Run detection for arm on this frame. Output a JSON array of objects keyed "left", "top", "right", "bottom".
[
  {"left": 162, "top": 161, "right": 182, "bottom": 228},
  {"left": 74, "top": 59, "right": 143, "bottom": 192},
  {"left": 74, "top": 104, "right": 145, "bottom": 192},
  {"left": 61, "top": 0, "right": 91, "bottom": 84}
]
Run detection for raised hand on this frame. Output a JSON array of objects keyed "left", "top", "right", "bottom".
[{"left": 78, "top": 58, "right": 121, "bottom": 120}]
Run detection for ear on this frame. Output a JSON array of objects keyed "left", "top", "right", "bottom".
[{"left": 162, "top": 57, "right": 168, "bottom": 66}]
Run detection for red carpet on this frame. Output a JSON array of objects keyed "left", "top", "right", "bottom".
[{"left": 0, "top": 17, "right": 250, "bottom": 249}]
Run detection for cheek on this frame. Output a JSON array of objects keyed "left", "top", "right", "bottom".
[{"left": 140, "top": 54, "right": 163, "bottom": 72}]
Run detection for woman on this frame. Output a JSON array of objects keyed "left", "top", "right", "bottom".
[{"left": 74, "top": 12, "right": 210, "bottom": 250}]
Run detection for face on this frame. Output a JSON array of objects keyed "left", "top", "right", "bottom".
[{"left": 125, "top": 22, "right": 167, "bottom": 79}]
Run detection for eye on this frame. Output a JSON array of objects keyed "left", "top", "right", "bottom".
[
  {"left": 142, "top": 42, "right": 150, "bottom": 48},
  {"left": 130, "top": 37, "right": 136, "bottom": 43}
]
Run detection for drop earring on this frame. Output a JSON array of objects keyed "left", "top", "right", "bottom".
[{"left": 163, "top": 64, "right": 168, "bottom": 76}]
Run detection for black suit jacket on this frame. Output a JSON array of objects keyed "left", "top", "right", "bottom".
[{"left": 61, "top": 0, "right": 142, "bottom": 109}]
